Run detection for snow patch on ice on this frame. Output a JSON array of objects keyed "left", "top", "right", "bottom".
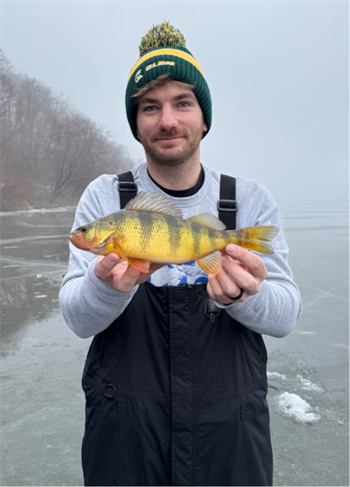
[
  {"left": 0, "top": 207, "right": 76, "bottom": 217},
  {"left": 277, "top": 392, "right": 321, "bottom": 423},
  {"left": 297, "top": 375, "right": 324, "bottom": 393},
  {"left": 267, "top": 371, "right": 287, "bottom": 380}
]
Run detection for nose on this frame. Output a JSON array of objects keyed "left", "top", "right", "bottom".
[{"left": 158, "top": 106, "right": 178, "bottom": 132}]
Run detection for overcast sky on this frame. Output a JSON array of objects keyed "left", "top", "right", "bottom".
[{"left": 1, "top": 0, "right": 348, "bottom": 206}]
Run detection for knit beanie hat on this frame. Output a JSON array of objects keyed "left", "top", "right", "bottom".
[{"left": 125, "top": 21, "right": 212, "bottom": 140}]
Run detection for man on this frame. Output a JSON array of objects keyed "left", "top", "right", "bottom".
[{"left": 60, "top": 22, "right": 301, "bottom": 486}]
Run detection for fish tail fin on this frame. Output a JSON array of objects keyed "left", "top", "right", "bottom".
[{"left": 227, "top": 226, "right": 279, "bottom": 254}]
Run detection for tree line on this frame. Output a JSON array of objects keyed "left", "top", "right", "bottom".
[{"left": 0, "top": 50, "right": 133, "bottom": 211}]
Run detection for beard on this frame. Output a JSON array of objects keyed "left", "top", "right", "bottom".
[{"left": 139, "top": 127, "right": 203, "bottom": 167}]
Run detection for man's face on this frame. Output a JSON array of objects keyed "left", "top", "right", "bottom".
[{"left": 136, "top": 81, "right": 208, "bottom": 167}]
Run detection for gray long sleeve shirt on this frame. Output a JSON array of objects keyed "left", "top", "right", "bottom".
[{"left": 59, "top": 163, "right": 301, "bottom": 339}]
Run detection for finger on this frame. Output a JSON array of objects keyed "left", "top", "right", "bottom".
[
  {"left": 94, "top": 253, "right": 123, "bottom": 280},
  {"left": 208, "top": 268, "right": 245, "bottom": 304},
  {"left": 224, "top": 245, "right": 267, "bottom": 280},
  {"left": 110, "top": 261, "right": 144, "bottom": 290},
  {"left": 219, "top": 257, "right": 260, "bottom": 296},
  {"left": 215, "top": 261, "right": 248, "bottom": 295},
  {"left": 112, "top": 261, "right": 164, "bottom": 289},
  {"left": 207, "top": 274, "right": 222, "bottom": 301},
  {"left": 134, "top": 263, "right": 164, "bottom": 285},
  {"left": 149, "top": 263, "right": 165, "bottom": 272}
]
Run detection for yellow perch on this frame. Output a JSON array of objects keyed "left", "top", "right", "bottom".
[{"left": 70, "top": 192, "right": 279, "bottom": 275}]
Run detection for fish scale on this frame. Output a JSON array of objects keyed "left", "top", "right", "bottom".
[{"left": 119, "top": 212, "right": 214, "bottom": 263}]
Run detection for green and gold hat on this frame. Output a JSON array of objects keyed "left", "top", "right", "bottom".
[{"left": 125, "top": 21, "right": 212, "bottom": 140}]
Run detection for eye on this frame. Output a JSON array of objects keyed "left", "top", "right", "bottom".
[
  {"left": 108, "top": 221, "right": 114, "bottom": 227},
  {"left": 178, "top": 101, "right": 190, "bottom": 107},
  {"left": 81, "top": 227, "right": 87, "bottom": 233},
  {"left": 144, "top": 105, "right": 157, "bottom": 112}
]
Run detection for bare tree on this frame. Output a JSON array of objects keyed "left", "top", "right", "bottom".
[{"left": 0, "top": 50, "right": 133, "bottom": 210}]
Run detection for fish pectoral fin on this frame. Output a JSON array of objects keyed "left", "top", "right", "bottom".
[
  {"left": 196, "top": 251, "right": 222, "bottom": 276},
  {"left": 95, "top": 234, "right": 114, "bottom": 250},
  {"left": 188, "top": 213, "right": 226, "bottom": 230},
  {"left": 127, "top": 258, "right": 150, "bottom": 273},
  {"left": 125, "top": 191, "right": 183, "bottom": 218},
  {"left": 101, "top": 236, "right": 128, "bottom": 261},
  {"left": 99, "top": 235, "right": 150, "bottom": 273}
]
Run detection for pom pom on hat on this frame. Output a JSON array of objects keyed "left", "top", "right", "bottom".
[
  {"left": 125, "top": 21, "right": 212, "bottom": 140},
  {"left": 139, "top": 21, "right": 186, "bottom": 57}
]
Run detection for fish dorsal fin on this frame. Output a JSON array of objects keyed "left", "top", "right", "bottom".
[
  {"left": 125, "top": 191, "right": 183, "bottom": 218},
  {"left": 188, "top": 213, "right": 226, "bottom": 230}
]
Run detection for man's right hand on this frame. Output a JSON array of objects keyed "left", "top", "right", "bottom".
[{"left": 94, "top": 253, "right": 162, "bottom": 293}]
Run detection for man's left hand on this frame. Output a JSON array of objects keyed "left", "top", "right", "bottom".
[{"left": 207, "top": 244, "right": 268, "bottom": 305}]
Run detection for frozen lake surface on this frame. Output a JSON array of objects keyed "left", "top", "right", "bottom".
[{"left": 0, "top": 199, "right": 348, "bottom": 486}]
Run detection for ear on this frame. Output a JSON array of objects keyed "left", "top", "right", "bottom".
[{"left": 201, "top": 122, "right": 208, "bottom": 138}]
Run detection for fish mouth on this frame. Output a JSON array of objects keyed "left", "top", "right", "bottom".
[
  {"left": 69, "top": 233, "right": 92, "bottom": 251},
  {"left": 69, "top": 232, "right": 113, "bottom": 252}
]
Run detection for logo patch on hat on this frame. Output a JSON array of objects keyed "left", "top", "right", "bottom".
[
  {"left": 135, "top": 69, "right": 143, "bottom": 83},
  {"left": 146, "top": 61, "right": 175, "bottom": 72}
]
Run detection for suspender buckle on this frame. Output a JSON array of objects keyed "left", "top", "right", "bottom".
[
  {"left": 118, "top": 181, "right": 137, "bottom": 192},
  {"left": 217, "top": 199, "right": 238, "bottom": 212}
]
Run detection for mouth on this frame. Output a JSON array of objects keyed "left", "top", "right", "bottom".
[
  {"left": 154, "top": 135, "right": 185, "bottom": 144},
  {"left": 69, "top": 232, "right": 114, "bottom": 253},
  {"left": 69, "top": 233, "right": 91, "bottom": 251}
]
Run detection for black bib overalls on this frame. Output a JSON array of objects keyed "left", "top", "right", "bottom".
[{"left": 81, "top": 173, "right": 273, "bottom": 486}]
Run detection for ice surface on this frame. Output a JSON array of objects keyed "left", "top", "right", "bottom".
[
  {"left": 277, "top": 392, "right": 321, "bottom": 423},
  {"left": 1, "top": 202, "right": 348, "bottom": 486},
  {"left": 267, "top": 371, "right": 287, "bottom": 380},
  {"left": 297, "top": 374, "right": 325, "bottom": 393},
  {"left": 0, "top": 206, "right": 76, "bottom": 217}
]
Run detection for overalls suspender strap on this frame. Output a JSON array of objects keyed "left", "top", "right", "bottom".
[
  {"left": 117, "top": 171, "right": 237, "bottom": 229},
  {"left": 217, "top": 173, "right": 237, "bottom": 231},
  {"left": 117, "top": 171, "right": 137, "bottom": 209}
]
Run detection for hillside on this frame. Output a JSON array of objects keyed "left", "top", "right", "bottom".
[{"left": 0, "top": 51, "right": 133, "bottom": 211}]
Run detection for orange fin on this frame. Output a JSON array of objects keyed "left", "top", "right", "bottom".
[
  {"left": 196, "top": 251, "right": 222, "bottom": 276},
  {"left": 188, "top": 213, "right": 226, "bottom": 230},
  {"left": 124, "top": 191, "right": 183, "bottom": 218},
  {"left": 102, "top": 237, "right": 128, "bottom": 261},
  {"left": 127, "top": 258, "right": 150, "bottom": 273}
]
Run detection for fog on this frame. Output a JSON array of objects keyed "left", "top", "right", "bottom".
[
  {"left": 1, "top": 3, "right": 349, "bottom": 485},
  {"left": 2, "top": 0, "right": 348, "bottom": 206}
]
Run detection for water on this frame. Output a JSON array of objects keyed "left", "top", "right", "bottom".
[{"left": 0, "top": 201, "right": 348, "bottom": 486}]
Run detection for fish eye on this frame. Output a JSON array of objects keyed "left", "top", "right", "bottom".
[{"left": 81, "top": 227, "right": 87, "bottom": 233}]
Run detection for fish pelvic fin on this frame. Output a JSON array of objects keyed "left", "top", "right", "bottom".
[
  {"left": 105, "top": 235, "right": 150, "bottom": 273},
  {"left": 196, "top": 251, "right": 222, "bottom": 276},
  {"left": 125, "top": 191, "right": 183, "bottom": 218},
  {"left": 127, "top": 258, "right": 150, "bottom": 273},
  {"left": 228, "top": 226, "right": 279, "bottom": 254}
]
